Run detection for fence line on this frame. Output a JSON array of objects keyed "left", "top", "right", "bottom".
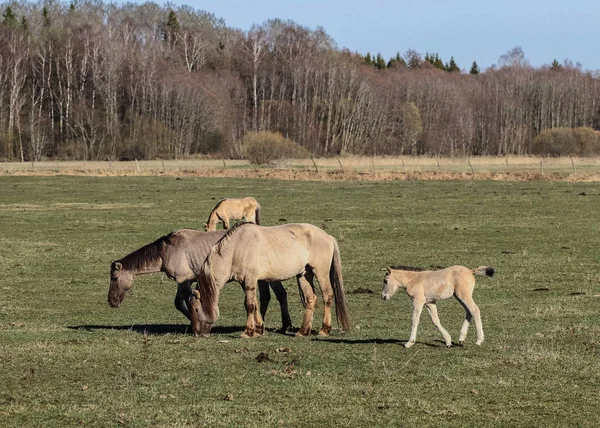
[{"left": 3, "top": 157, "right": 600, "bottom": 175}]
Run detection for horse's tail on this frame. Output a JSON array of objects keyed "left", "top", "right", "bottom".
[
  {"left": 254, "top": 202, "right": 261, "bottom": 225},
  {"left": 198, "top": 258, "right": 219, "bottom": 322},
  {"left": 473, "top": 266, "right": 495, "bottom": 278},
  {"left": 330, "top": 239, "right": 351, "bottom": 332}
]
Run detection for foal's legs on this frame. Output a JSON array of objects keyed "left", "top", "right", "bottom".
[
  {"left": 425, "top": 302, "right": 452, "bottom": 347},
  {"left": 406, "top": 298, "right": 425, "bottom": 348},
  {"left": 296, "top": 271, "right": 317, "bottom": 336},
  {"left": 313, "top": 268, "right": 334, "bottom": 336},
  {"left": 240, "top": 279, "right": 263, "bottom": 338},
  {"left": 174, "top": 281, "right": 194, "bottom": 321},
  {"left": 455, "top": 291, "right": 484, "bottom": 345}
]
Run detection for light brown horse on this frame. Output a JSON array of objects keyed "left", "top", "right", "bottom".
[
  {"left": 382, "top": 265, "right": 494, "bottom": 348},
  {"left": 190, "top": 222, "right": 351, "bottom": 338},
  {"left": 108, "top": 229, "right": 292, "bottom": 331},
  {"left": 204, "top": 197, "right": 261, "bottom": 231}
]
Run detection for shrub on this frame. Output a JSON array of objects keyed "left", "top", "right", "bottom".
[
  {"left": 532, "top": 127, "right": 600, "bottom": 156},
  {"left": 243, "top": 131, "right": 310, "bottom": 165}
]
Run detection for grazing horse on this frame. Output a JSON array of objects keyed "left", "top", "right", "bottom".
[
  {"left": 382, "top": 265, "right": 494, "bottom": 348},
  {"left": 204, "top": 197, "right": 261, "bottom": 231},
  {"left": 190, "top": 222, "right": 351, "bottom": 338},
  {"left": 108, "top": 229, "right": 292, "bottom": 331}
]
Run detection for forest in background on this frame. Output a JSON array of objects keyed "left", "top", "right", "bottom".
[{"left": 1, "top": 0, "right": 599, "bottom": 161}]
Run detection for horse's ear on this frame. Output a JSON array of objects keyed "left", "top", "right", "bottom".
[
  {"left": 386, "top": 267, "right": 391, "bottom": 273},
  {"left": 113, "top": 262, "right": 123, "bottom": 271},
  {"left": 192, "top": 289, "right": 201, "bottom": 299}
]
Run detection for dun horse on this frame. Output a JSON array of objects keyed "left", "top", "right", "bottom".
[
  {"left": 190, "top": 222, "right": 351, "bottom": 338},
  {"left": 204, "top": 197, "right": 261, "bottom": 231},
  {"left": 108, "top": 229, "right": 292, "bottom": 331},
  {"left": 382, "top": 265, "right": 494, "bottom": 347}
]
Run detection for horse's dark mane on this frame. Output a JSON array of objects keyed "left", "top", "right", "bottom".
[
  {"left": 116, "top": 233, "right": 172, "bottom": 272},
  {"left": 389, "top": 265, "right": 447, "bottom": 272}
]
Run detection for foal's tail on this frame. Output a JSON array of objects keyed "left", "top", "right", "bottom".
[
  {"left": 473, "top": 266, "right": 495, "bottom": 278},
  {"left": 330, "top": 240, "right": 351, "bottom": 332}
]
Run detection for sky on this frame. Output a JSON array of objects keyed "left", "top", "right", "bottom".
[{"left": 162, "top": 0, "right": 600, "bottom": 72}]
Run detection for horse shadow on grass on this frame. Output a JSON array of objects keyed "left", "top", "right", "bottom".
[
  {"left": 68, "top": 324, "right": 245, "bottom": 336},
  {"left": 311, "top": 337, "right": 450, "bottom": 348}
]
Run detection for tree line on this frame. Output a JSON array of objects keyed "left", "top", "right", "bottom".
[{"left": 1, "top": 1, "right": 599, "bottom": 161}]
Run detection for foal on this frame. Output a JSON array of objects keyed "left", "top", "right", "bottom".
[
  {"left": 382, "top": 265, "right": 494, "bottom": 348},
  {"left": 204, "top": 197, "right": 261, "bottom": 231}
]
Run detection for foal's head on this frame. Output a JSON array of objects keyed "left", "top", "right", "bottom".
[
  {"left": 108, "top": 261, "right": 135, "bottom": 308},
  {"left": 188, "top": 289, "right": 214, "bottom": 337},
  {"left": 381, "top": 267, "right": 403, "bottom": 300}
]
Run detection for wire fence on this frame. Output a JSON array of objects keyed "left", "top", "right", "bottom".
[{"left": 3, "top": 156, "right": 600, "bottom": 176}]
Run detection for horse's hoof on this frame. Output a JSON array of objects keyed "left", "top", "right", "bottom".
[
  {"left": 255, "top": 325, "right": 265, "bottom": 336},
  {"left": 295, "top": 329, "right": 310, "bottom": 337},
  {"left": 241, "top": 330, "right": 255, "bottom": 338},
  {"left": 475, "top": 340, "right": 483, "bottom": 346},
  {"left": 445, "top": 342, "right": 453, "bottom": 348},
  {"left": 404, "top": 341, "right": 415, "bottom": 348},
  {"left": 318, "top": 325, "right": 332, "bottom": 336}
]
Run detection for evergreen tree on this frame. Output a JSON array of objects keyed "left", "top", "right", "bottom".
[
  {"left": 387, "top": 52, "right": 406, "bottom": 68},
  {"left": 364, "top": 52, "right": 373, "bottom": 66},
  {"left": 550, "top": 59, "right": 562, "bottom": 71},
  {"left": 469, "top": 61, "right": 480, "bottom": 75},
  {"left": 69, "top": 3, "right": 76, "bottom": 13},
  {"left": 164, "top": 10, "right": 180, "bottom": 43},
  {"left": 21, "top": 16, "right": 28, "bottom": 31},
  {"left": 42, "top": 6, "right": 51, "bottom": 27},
  {"left": 446, "top": 56, "right": 460, "bottom": 73},
  {"left": 2, "top": 6, "right": 17, "bottom": 26},
  {"left": 375, "top": 53, "right": 386, "bottom": 70}
]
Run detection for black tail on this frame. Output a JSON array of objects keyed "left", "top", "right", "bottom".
[
  {"left": 473, "top": 266, "right": 495, "bottom": 278},
  {"left": 255, "top": 204, "right": 261, "bottom": 225}
]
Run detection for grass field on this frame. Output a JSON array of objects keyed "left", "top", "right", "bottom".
[{"left": 1, "top": 176, "right": 599, "bottom": 427}]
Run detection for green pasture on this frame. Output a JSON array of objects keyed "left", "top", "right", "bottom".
[{"left": 1, "top": 176, "right": 599, "bottom": 427}]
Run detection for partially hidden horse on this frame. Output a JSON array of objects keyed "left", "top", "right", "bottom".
[
  {"left": 108, "top": 229, "right": 292, "bottom": 331},
  {"left": 382, "top": 265, "right": 494, "bottom": 348},
  {"left": 189, "top": 222, "right": 351, "bottom": 338},
  {"left": 204, "top": 197, "right": 261, "bottom": 231}
]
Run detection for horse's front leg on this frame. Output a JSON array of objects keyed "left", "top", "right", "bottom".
[
  {"left": 241, "top": 280, "right": 263, "bottom": 338},
  {"left": 174, "top": 281, "right": 194, "bottom": 321},
  {"left": 406, "top": 298, "right": 425, "bottom": 348}
]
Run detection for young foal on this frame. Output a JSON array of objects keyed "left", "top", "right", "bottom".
[
  {"left": 382, "top": 265, "right": 494, "bottom": 348},
  {"left": 204, "top": 197, "right": 261, "bottom": 231}
]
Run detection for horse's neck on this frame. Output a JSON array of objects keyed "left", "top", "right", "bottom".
[
  {"left": 394, "top": 270, "right": 418, "bottom": 287},
  {"left": 121, "top": 256, "right": 163, "bottom": 276},
  {"left": 208, "top": 211, "right": 219, "bottom": 227}
]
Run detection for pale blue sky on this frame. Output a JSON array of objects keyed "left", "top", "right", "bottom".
[{"left": 164, "top": 0, "right": 600, "bottom": 71}]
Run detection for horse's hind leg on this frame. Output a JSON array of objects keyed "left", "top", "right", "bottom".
[
  {"left": 296, "top": 272, "right": 317, "bottom": 336},
  {"left": 175, "top": 281, "right": 194, "bottom": 321},
  {"left": 425, "top": 302, "right": 452, "bottom": 347},
  {"left": 313, "top": 269, "right": 334, "bottom": 336},
  {"left": 269, "top": 280, "right": 292, "bottom": 332},
  {"left": 455, "top": 292, "right": 483, "bottom": 345}
]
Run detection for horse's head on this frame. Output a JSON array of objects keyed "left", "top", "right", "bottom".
[
  {"left": 188, "top": 289, "right": 215, "bottom": 337},
  {"left": 203, "top": 223, "right": 210, "bottom": 232},
  {"left": 108, "top": 261, "right": 135, "bottom": 308},
  {"left": 382, "top": 267, "right": 401, "bottom": 300}
]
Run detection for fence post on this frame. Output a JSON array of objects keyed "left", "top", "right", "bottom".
[
  {"left": 223, "top": 159, "right": 227, "bottom": 169},
  {"left": 571, "top": 157, "right": 576, "bottom": 173},
  {"left": 371, "top": 157, "right": 376, "bottom": 174},
  {"left": 311, "top": 157, "right": 319, "bottom": 173},
  {"left": 135, "top": 159, "right": 140, "bottom": 173},
  {"left": 468, "top": 159, "right": 474, "bottom": 174},
  {"left": 108, "top": 158, "right": 112, "bottom": 171},
  {"left": 161, "top": 159, "right": 165, "bottom": 173},
  {"left": 84, "top": 159, "right": 88, "bottom": 173},
  {"left": 31, "top": 160, "right": 35, "bottom": 171},
  {"left": 506, "top": 157, "right": 509, "bottom": 172},
  {"left": 437, "top": 158, "right": 441, "bottom": 172},
  {"left": 337, "top": 158, "right": 345, "bottom": 173},
  {"left": 55, "top": 159, "right": 59, "bottom": 171},
  {"left": 540, "top": 158, "right": 544, "bottom": 175},
  {"left": 401, "top": 158, "right": 406, "bottom": 174},
  {"left": 5, "top": 158, "right": 8, "bottom": 172}
]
